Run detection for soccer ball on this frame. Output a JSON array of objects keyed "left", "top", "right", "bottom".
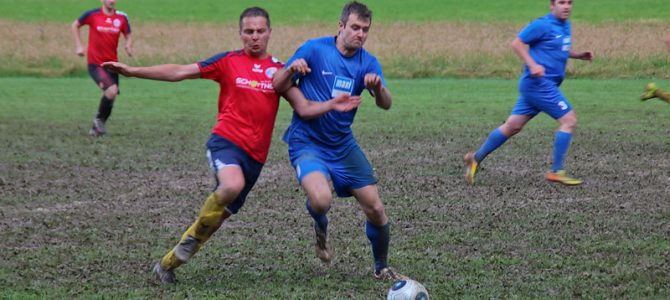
[{"left": 387, "top": 279, "right": 429, "bottom": 300}]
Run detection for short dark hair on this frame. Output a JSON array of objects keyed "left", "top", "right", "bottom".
[
  {"left": 339, "top": 1, "right": 372, "bottom": 26},
  {"left": 239, "top": 7, "right": 270, "bottom": 30}
]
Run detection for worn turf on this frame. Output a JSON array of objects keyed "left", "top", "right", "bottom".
[{"left": 1, "top": 77, "right": 669, "bottom": 298}]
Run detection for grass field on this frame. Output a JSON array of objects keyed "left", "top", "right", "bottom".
[
  {"left": 2, "top": 0, "right": 670, "bottom": 298},
  {"left": 1, "top": 77, "right": 669, "bottom": 298},
  {"left": 1, "top": 0, "right": 670, "bottom": 78},
  {"left": 2, "top": 0, "right": 670, "bottom": 23}
]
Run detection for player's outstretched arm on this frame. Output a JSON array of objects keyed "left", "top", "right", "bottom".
[
  {"left": 569, "top": 50, "right": 593, "bottom": 61},
  {"left": 364, "top": 73, "right": 392, "bottom": 110},
  {"left": 272, "top": 59, "right": 311, "bottom": 94},
  {"left": 101, "top": 62, "right": 200, "bottom": 82},
  {"left": 283, "top": 87, "right": 360, "bottom": 120}
]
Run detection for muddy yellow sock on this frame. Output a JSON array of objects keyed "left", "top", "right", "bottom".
[
  {"left": 160, "top": 193, "right": 225, "bottom": 270},
  {"left": 160, "top": 248, "right": 183, "bottom": 270},
  {"left": 185, "top": 193, "right": 226, "bottom": 242}
]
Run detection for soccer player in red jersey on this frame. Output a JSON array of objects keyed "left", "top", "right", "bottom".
[
  {"left": 72, "top": 0, "right": 132, "bottom": 136},
  {"left": 102, "top": 7, "right": 360, "bottom": 284}
]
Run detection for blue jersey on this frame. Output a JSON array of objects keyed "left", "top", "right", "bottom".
[
  {"left": 282, "top": 36, "right": 385, "bottom": 160},
  {"left": 518, "top": 13, "right": 572, "bottom": 86}
]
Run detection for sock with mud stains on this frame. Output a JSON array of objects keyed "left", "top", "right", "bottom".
[
  {"left": 306, "top": 198, "right": 329, "bottom": 233},
  {"left": 366, "top": 221, "right": 390, "bottom": 272}
]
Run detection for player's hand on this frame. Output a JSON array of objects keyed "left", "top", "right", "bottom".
[
  {"left": 76, "top": 46, "right": 85, "bottom": 57},
  {"left": 529, "top": 63, "right": 545, "bottom": 77},
  {"left": 101, "top": 61, "right": 131, "bottom": 76},
  {"left": 125, "top": 45, "right": 133, "bottom": 57},
  {"left": 331, "top": 94, "right": 361, "bottom": 112},
  {"left": 364, "top": 73, "right": 382, "bottom": 91},
  {"left": 288, "top": 59, "right": 311, "bottom": 75},
  {"left": 579, "top": 51, "right": 593, "bottom": 61}
]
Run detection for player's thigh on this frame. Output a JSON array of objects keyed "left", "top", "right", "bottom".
[
  {"left": 301, "top": 172, "right": 332, "bottom": 208},
  {"left": 215, "top": 165, "right": 245, "bottom": 196},
  {"left": 351, "top": 184, "right": 383, "bottom": 211},
  {"left": 88, "top": 64, "right": 120, "bottom": 93},
  {"left": 522, "top": 86, "right": 572, "bottom": 120},
  {"left": 206, "top": 134, "right": 262, "bottom": 214},
  {"left": 330, "top": 147, "right": 377, "bottom": 198},
  {"left": 351, "top": 184, "right": 387, "bottom": 225},
  {"left": 510, "top": 94, "right": 540, "bottom": 118},
  {"left": 293, "top": 151, "right": 332, "bottom": 205}
]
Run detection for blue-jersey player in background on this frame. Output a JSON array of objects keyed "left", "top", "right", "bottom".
[
  {"left": 464, "top": 0, "right": 593, "bottom": 186},
  {"left": 273, "top": 1, "right": 403, "bottom": 281}
]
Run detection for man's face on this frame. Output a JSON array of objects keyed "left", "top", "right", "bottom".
[
  {"left": 240, "top": 16, "right": 271, "bottom": 58},
  {"left": 551, "top": 0, "right": 573, "bottom": 20},
  {"left": 101, "top": 0, "right": 116, "bottom": 10},
  {"left": 338, "top": 13, "right": 371, "bottom": 52}
]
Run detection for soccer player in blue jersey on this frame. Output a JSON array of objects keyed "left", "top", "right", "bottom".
[
  {"left": 641, "top": 33, "right": 670, "bottom": 103},
  {"left": 272, "top": 1, "right": 403, "bottom": 280},
  {"left": 464, "top": 0, "right": 593, "bottom": 186},
  {"left": 104, "top": 7, "right": 359, "bottom": 285}
]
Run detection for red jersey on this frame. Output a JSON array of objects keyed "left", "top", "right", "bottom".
[
  {"left": 77, "top": 8, "right": 131, "bottom": 65},
  {"left": 198, "top": 50, "right": 284, "bottom": 164}
]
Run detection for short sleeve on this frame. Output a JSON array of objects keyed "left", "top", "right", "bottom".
[
  {"left": 77, "top": 8, "right": 97, "bottom": 26},
  {"left": 518, "top": 19, "right": 547, "bottom": 45},
  {"left": 285, "top": 40, "right": 313, "bottom": 83},
  {"left": 121, "top": 14, "right": 131, "bottom": 34},
  {"left": 198, "top": 52, "right": 228, "bottom": 81},
  {"left": 368, "top": 57, "right": 386, "bottom": 87}
]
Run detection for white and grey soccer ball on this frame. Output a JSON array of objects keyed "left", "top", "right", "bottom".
[{"left": 387, "top": 279, "right": 429, "bottom": 300}]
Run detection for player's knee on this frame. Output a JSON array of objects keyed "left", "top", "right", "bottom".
[
  {"left": 501, "top": 123, "right": 522, "bottom": 136},
  {"left": 215, "top": 181, "right": 244, "bottom": 203},
  {"left": 308, "top": 192, "right": 332, "bottom": 213},
  {"left": 559, "top": 114, "right": 577, "bottom": 131},
  {"left": 363, "top": 201, "right": 385, "bottom": 219},
  {"left": 104, "top": 85, "right": 118, "bottom": 99}
]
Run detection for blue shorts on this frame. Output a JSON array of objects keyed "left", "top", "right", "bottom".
[
  {"left": 291, "top": 145, "right": 377, "bottom": 198},
  {"left": 206, "top": 134, "right": 263, "bottom": 214},
  {"left": 88, "top": 64, "right": 119, "bottom": 93},
  {"left": 512, "top": 77, "right": 572, "bottom": 119}
]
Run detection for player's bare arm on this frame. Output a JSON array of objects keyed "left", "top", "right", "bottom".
[
  {"left": 272, "top": 59, "right": 311, "bottom": 94},
  {"left": 569, "top": 50, "right": 593, "bottom": 61},
  {"left": 101, "top": 62, "right": 200, "bottom": 82},
  {"left": 512, "top": 37, "right": 544, "bottom": 77},
  {"left": 665, "top": 33, "right": 670, "bottom": 54},
  {"left": 364, "top": 73, "right": 392, "bottom": 110},
  {"left": 124, "top": 33, "right": 133, "bottom": 57},
  {"left": 283, "top": 87, "right": 361, "bottom": 120},
  {"left": 71, "top": 20, "right": 85, "bottom": 56}
]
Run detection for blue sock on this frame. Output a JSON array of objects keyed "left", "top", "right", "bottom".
[
  {"left": 366, "top": 221, "right": 390, "bottom": 272},
  {"left": 552, "top": 131, "right": 572, "bottom": 172},
  {"left": 474, "top": 128, "right": 508, "bottom": 162},
  {"left": 305, "top": 199, "right": 328, "bottom": 232}
]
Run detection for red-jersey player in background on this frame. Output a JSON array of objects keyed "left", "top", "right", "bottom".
[
  {"left": 102, "top": 7, "right": 360, "bottom": 284},
  {"left": 72, "top": 0, "right": 132, "bottom": 136}
]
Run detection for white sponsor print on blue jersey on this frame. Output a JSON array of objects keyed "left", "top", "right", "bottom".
[{"left": 331, "top": 76, "right": 354, "bottom": 98}]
